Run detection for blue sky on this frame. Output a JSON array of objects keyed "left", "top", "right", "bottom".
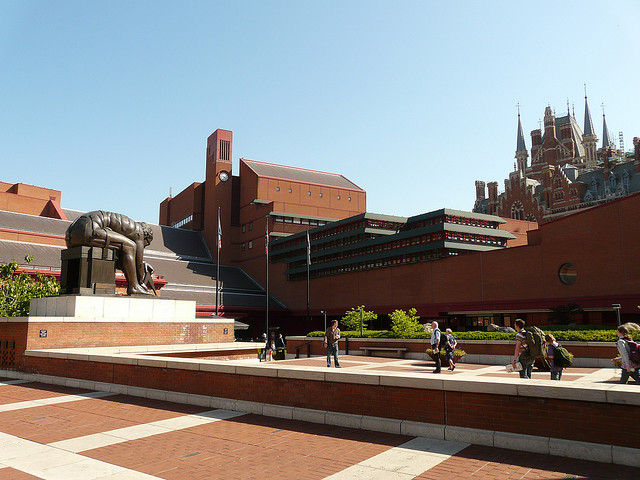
[{"left": 2, "top": 1, "right": 639, "bottom": 224}]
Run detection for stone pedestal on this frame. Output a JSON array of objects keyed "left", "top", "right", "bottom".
[{"left": 60, "top": 246, "right": 116, "bottom": 295}]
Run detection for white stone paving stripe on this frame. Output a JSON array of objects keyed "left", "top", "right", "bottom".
[
  {"left": 0, "top": 391, "right": 117, "bottom": 412},
  {"left": 324, "top": 436, "right": 469, "bottom": 479},
  {"left": 573, "top": 368, "right": 617, "bottom": 383},
  {"left": 0, "top": 379, "right": 31, "bottom": 386},
  {"left": 49, "top": 408, "right": 246, "bottom": 452},
  {"left": 0, "top": 432, "right": 162, "bottom": 479}
]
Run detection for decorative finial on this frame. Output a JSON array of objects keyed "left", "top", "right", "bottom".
[
  {"left": 538, "top": 118, "right": 542, "bottom": 129},
  {"left": 601, "top": 103, "right": 606, "bottom": 115},
  {"left": 584, "top": 83, "right": 587, "bottom": 98},
  {"left": 516, "top": 103, "right": 521, "bottom": 116},
  {"left": 567, "top": 98, "right": 570, "bottom": 116},
  {"left": 572, "top": 102, "right": 575, "bottom": 118}
]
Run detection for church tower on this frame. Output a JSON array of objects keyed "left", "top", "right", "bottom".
[{"left": 582, "top": 91, "right": 598, "bottom": 168}]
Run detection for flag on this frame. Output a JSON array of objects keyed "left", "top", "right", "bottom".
[
  {"left": 217, "top": 208, "right": 222, "bottom": 252},
  {"left": 265, "top": 222, "right": 269, "bottom": 255},
  {"left": 306, "top": 229, "right": 311, "bottom": 266}
]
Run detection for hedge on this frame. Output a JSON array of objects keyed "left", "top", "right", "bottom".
[{"left": 306, "top": 329, "right": 638, "bottom": 342}]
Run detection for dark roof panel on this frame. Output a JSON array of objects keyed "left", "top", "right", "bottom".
[{"left": 242, "top": 159, "right": 364, "bottom": 191}]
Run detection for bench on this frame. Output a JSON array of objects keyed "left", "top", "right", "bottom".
[{"left": 359, "top": 346, "right": 410, "bottom": 358}]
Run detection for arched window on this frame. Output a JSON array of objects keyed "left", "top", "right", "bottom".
[
  {"left": 622, "top": 170, "right": 630, "bottom": 192},
  {"left": 590, "top": 178, "right": 598, "bottom": 197},
  {"left": 554, "top": 177, "right": 562, "bottom": 189},
  {"left": 609, "top": 175, "right": 617, "bottom": 191},
  {"left": 511, "top": 201, "right": 524, "bottom": 220}
]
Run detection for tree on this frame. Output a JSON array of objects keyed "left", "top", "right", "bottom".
[
  {"left": 341, "top": 305, "right": 377, "bottom": 331},
  {"left": 0, "top": 254, "right": 60, "bottom": 317},
  {"left": 390, "top": 308, "right": 421, "bottom": 338}
]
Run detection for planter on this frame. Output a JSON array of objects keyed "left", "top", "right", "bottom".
[{"left": 426, "top": 348, "right": 466, "bottom": 364}]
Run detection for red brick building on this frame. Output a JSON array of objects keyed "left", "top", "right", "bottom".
[
  {"left": 474, "top": 96, "right": 640, "bottom": 223},
  {"left": 159, "top": 129, "right": 367, "bottom": 284}
]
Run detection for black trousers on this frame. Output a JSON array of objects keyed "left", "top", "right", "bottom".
[{"left": 432, "top": 345, "right": 441, "bottom": 371}]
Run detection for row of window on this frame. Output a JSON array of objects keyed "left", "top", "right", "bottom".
[
  {"left": 171, "top": 214, "right": 193, "bottom": 228},
  {"left": 283, "top": 230, "right": 505, "bottom": 269},
  {"left": 272, "top": 216, "right": 328, "bottom": 227},
  {"left": 288, "top": 248, "right": 468, "bottom": 281}
]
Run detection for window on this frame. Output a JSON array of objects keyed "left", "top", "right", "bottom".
[
  {"left": 171, "top": 214, "right": 193, "bottom": 228},
  {"left": 219, "top": 140, "right": 230, "bottom": 160},
  {"left": 242, "top": 225, "right": 246, "bottom": 233},
  {"left": 276, "top": 187, "right": 280, "bottom": 191},
  {"left": 623, "top": 170, "right": 630, "bottom": 191},
  {"left": 319, "top": 193, "right": 323, "bottom": 197},
  {"left": 348, "top": 197, "right": 351, "bottom": 201},
  {"left": 248, "top": 241, "right": 253, "bottom": 249},
  {"left": 308, "top": 191, "right": 311, "bottom": 195},
  {"left": 337, "top": 195, "right": 341, "bottom": 200},
  {"left": 249, "top": 222, "right": 253, "bottom": 231},
  {"left": 288, "top": 188, "right": 292, "bottom": 193}
]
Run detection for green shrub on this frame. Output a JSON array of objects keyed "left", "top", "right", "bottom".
[
  {"left": 390, "top": 308, "right": 422, "bottom": 338},
  {"left": 341, "top": 305, "right": 377, "bottom": 331},
  {"left": 1, "top": 255, "right": 59, "bottom": 317},
  {"left": 306, "top": 328, "right": 636, "bottom": 342}
]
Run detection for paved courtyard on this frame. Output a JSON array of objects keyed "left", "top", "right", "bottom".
[{"left": 1, "top": 356, "right": 637, "bottom": 479}]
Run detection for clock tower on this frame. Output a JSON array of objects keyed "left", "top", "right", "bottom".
[{"left": 204, "top": 129, "right": 233, "bottom": 262}]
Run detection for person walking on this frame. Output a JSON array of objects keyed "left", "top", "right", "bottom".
[
  {"left": 614, "top": 325, "right": 640, "bottom": 384},
  {"left": 323, "top": 320, "right": 341, "bottom": 368},
  {"left": 445, "top": 328, "right": 457, "bottom": 371},
  {"left": 512, "top": 319, "right": 534, "bottom": 379},
  {"left": 544, "top": 333, "right": 563, "bottom": 380},
  {"left": 430, "top": 321, "right": 442, "bottom": 373}
]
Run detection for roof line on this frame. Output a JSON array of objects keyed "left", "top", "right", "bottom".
[{"left": 240, "top": 158, "right": 366, "bottom": 192}]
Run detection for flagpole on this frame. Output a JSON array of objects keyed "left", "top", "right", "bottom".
[
  {"left": 216, "top": 206, "right": 221, "bottom": 317},
  {"left": 265, "top": 218, "right": 269, "bottom": 340}
]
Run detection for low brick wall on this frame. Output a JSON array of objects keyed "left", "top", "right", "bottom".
[
  {"left": 287, "top": 337, "right": 619, "bottom": 367},
  {"left": 19, "top": 351, "right": 640, "bottom": 453},
  {"left": 0, "top": 318, "right": 235, "bottom": 369}
]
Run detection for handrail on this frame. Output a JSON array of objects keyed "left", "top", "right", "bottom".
[{"left": 295, "top": 341, "right": 312, "bottom": 358}]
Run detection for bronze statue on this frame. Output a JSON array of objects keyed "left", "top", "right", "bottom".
[{"left": 65, "top": 210, "right": 154, "bottom": 295}]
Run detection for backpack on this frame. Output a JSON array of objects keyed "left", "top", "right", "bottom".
[
  {"left": 434, "top": 328, "right": 447, "bottom": 351},
  {"left": 626, "top": 339, "right": 640, "bottom": 365},
  {"left": 552, "top": 344, "right": 573, "bottom": 368},
  {"left": 524, "top": 326, "right": 545, "bottom": 358},
  {"left": 445, "top": 334, "right": 457, "bottom": 352}
]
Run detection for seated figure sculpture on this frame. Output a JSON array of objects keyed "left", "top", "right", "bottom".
[{"left": 65, "top": 210, "right": 154, "bottom": 295}]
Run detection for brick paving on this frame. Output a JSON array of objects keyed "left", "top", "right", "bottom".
[{"left": 0, "top": 376, "right": 638, "bottom": 479}]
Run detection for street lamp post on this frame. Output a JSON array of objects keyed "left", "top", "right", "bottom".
[{"left": 321, "top": 310, "right": 326, "bottom": 331}]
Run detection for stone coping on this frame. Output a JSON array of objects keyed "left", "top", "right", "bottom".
[
  {"left": 23, "top": 346, "right": 640, "bottom": 406},
  {"left": 1, "top": 368, "right": 638, "bottom": 468},
  {"left": 0, "top": 316, "right": 234, "bottom": 324}
]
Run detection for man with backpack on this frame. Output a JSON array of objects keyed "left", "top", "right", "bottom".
[
  {"left": 430, "top": 321, "right": 443, "bottom": 373},
  {"left": 512, "top": 319, "right": 545, "bottom": 379}
]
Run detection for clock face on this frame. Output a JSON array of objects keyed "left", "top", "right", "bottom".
[{"left": 219, "top": 171, "right": 229, "bottom": 182}]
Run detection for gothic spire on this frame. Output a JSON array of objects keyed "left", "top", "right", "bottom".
[
  {"left": 583, "top": 88, "right": 595, "bottom": 136},
  {"left": 602, "top": 106, "right": 613, "bottom": 148},
  {"left": 516, "top": 104, "right": 527, "bottom": 152}
]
